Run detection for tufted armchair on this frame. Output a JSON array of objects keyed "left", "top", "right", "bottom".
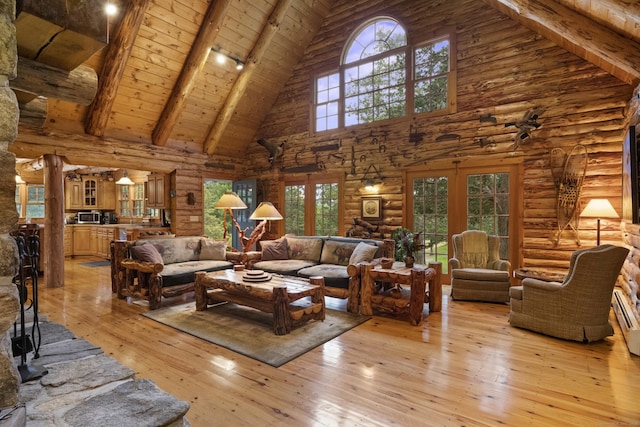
[
  {"left": 449, "top": 230, "right": 512, "bottom": 302},
  {"left": 509, "top": 244, "right": 629, "bottom": 342}
]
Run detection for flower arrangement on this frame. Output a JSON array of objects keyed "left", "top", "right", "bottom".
[{"left": 391, "top": 227, "right": 426, "bottom": 261}]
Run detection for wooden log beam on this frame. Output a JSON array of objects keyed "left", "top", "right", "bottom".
[
  {"left": 84, "top": 0, "right": 150, "bottom": 137},
  {"left": 481, "top": 0, "right": 640, "bottom": 85},
  {"left": 11, "top": 127, "right": 242, "bottom": 177},
  {"left": 152, "top": 0, "right": 233, "bottom": 147},
  {"left": 203, "top": 0, "right": 294, "bottom": 155},
  {"left": 11, "top": 56, "right": 97, "bottom": 105},
  {"left": 14, "top": 91, "right": 47, "bottom": 128}
]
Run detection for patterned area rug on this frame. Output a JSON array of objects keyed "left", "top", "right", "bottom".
[{"left": 142, "top": 302, "right": 370, "bottom": 367}]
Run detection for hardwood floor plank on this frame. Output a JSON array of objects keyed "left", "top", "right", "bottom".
[{"left": 34, "top": 257, "right": 640, "bottom": 426}]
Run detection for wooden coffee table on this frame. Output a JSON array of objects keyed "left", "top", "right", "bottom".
[{"left": 194, "top": 270, "right": 325, "bottom": 335}]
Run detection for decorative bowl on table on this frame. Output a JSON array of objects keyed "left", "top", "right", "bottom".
[{"left": 380, "top": 258, "right": 394, "bottom": 269}]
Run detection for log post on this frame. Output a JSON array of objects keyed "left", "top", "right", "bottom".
[
  {"left": 359, "top": 263, "right": 374, "bottom": 316},
  {"left": 272, "top": 286, "right": 290, "bottom": 335},
  {"left": 309, "top": 276, "right": 325, "bottom": 321},
  {"left": 346, "top": 264, "right": 361, "bottom": 314},
  {"left": 43, "top": 154, "right": 64, "bottom": 288},
  {"left": 408, "top": 268, "right": 427, "bottom": 326}
]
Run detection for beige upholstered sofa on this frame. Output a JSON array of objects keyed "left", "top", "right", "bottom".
[
  {"left": 111, "top": 236, "right": 242, "bottom": 309},
  {"left": 449, "top": 230, "right": 511, "bottom": 302},
  {"left": 509, "top": 244, "right": 629, "bottom": 342},
  {"left": 248, "top": 235, "right": 394, "bottom": 299}
]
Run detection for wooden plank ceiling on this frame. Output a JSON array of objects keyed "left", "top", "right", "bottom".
[{"left": 12, "top": 0, "right": 640, "bottom": 162}]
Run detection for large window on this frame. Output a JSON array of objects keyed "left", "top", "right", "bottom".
[
  {"left": 283, "top": 176, "right": 342, "bottom": 236},
  {"left": 313, "top": 18, "right": 454, "bottom": 132},
  {"left": 26, "top": 184, "right": 45, "bottom": 219}
]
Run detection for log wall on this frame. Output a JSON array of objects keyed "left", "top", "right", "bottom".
[
  {"left": 620, "top": 85, "right": 640, "bottom": 321},
  {"left": 247, "top": 0, "right": 634, "bottom": 275}
]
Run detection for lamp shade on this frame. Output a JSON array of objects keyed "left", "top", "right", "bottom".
[
  {"left": 116, "top": 169, "right": 134, "bottom": 185},
  {"left": 580, "top": 199, "right": 619, "bottom": 219},
  {"left": 214, "top": 192, "right": 247, "bottom": 209},
  {"left": 249, "top": 202, "right": 283, "bottom": 220}
]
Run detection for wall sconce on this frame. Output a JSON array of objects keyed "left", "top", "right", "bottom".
[
  {"left": 211, "top": 47, "right": 244, "bottom": 70},
  {"left": 361, "top": 164, "right": 383, "bottom": 190}
]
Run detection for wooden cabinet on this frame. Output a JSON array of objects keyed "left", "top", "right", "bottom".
[
  {"left": 83, "top": 178, "right": 98, "bottom": 208},
  {"left": 64, "top": 227, "right": 73, "bottom": 257},
  {"left": 97, "top": 227, "right": 115, "bottom": 258},
  {"left": 146, "top": 173, "right": 167, "bottom": 209},
  {"left": 65, "top": 181, "right": 83, "bottom": 210},
  {"left": 98, "top": 180, "right": 116, "bottom": 210},
  {"left": 72, "top": 225, "right": 93, "bottom": 255}
]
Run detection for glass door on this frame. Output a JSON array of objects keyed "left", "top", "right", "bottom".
[{"left": 407, "top": 163, "right": 521, "bottom": 285}]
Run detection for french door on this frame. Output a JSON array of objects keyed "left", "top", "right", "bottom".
[{"left": 406, "top": 163, "right": 521, "bottom": 285}]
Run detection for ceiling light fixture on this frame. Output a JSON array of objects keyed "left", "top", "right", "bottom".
[
  {"left": 211, "top": 47, "right": 244, "bottom": 71},
  {"left": 116, "top": 169, "right": 134, "bottom": 185}
]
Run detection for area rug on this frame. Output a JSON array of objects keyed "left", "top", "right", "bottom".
[
  {"left": 81, "top": 260, "right": 111, "bottom": 267},
  {"left": 142, "top": 302, "right": 370, "bottom": 367}
]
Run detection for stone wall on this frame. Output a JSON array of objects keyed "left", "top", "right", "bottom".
[{"left": 0, "top": 0, "right": 21, "bottom": 410}]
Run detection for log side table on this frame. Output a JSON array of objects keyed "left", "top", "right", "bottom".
[
  {"left": 195, "top": 270, "right": 325, "bottom": 335},
  {"left": 348, "top": 261, "right": 442, "bottom": 326}
]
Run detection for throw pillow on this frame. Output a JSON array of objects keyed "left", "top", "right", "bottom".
[
  {"left": 200, "top": 239, "right": 227, "bottom": 261},
  {"left": 349, "top": 242, "right": 379, "bottom": 265},
  {"left": 131, "top": 242, "right": 164, "bottom": 265},
  {"left": 261, "top": 238, "right": 289, "bottom": 261}
]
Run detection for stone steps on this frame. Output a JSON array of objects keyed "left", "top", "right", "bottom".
[{"left": 12, "top": 320, "right": 190, "bottom": 426}]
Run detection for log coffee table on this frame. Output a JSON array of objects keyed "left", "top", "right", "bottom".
[{"left": 194, "top": 270, "right": 325, "bottom": 335}]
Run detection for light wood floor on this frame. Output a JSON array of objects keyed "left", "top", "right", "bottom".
[{"left": 35, "top": 257, "right": 639, "bottom": 426}]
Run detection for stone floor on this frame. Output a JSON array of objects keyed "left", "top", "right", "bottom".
[{"left": 6, "top": 317, "right": 191, "bottom": 427}]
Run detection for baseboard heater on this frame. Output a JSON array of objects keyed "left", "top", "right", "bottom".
[{"left": 612, "top": 289, "right": 640, "bottom": 356}]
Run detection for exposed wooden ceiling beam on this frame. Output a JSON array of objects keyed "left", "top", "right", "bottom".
[
  {"left": 152, "top": 0, "right": 233, "bottom": 147},
  {"left": 12, "top": 128, "right": 241, "bottom": 177},
  {"left": 84, "top": 0, "right": 150, "bottom": 137},
  {"left": 482, "top": 0, "right": 640, "bottom": 85},
  {"left": 11, "top": 56, "right": 97, "bottom": 105},
  {"left": 203, "top": 0, "right": 295, "bottom": 155}
]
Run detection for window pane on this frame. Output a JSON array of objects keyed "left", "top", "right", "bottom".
[
  {"left": 285, "top": 185, "right": 305, "bottom": 235},
  {"left": 315, "top": 183, "right": 338, "bottom": 235}
]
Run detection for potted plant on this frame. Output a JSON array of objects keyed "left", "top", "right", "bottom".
[{"left": 391, "top": 227, "right": 425, "bottom": 267}]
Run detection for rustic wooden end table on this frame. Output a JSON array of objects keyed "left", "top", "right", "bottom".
[
  {"left": 194, "top": 270, "right": 325, "bottom": 335},
  {"left": 348, "top": 261, "right": 442, "bottom": 326}
]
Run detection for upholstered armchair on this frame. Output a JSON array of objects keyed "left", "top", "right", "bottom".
[
  {"left": 449, "top": 230, "right": 511, "bottom": 302},
  {"left": 509, "top": 244, "right": 629, "bottom": 342}
]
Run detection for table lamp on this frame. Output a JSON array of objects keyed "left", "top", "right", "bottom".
[
  {"left": 244, "top": 202, "right": 283, "bottom": 251},
  {"left": 580, "top": 198, "right": 619, "bottom": 245},
  {"left": 214, "top": 191, "right": 247, "bottom": 240}
]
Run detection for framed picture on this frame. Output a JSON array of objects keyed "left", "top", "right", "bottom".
[
  {"left": 361, "top": 196, "right": 382, "bottom": 220},
  {"left": 622, "top": 125, "right": 639, "bottom": 223}
]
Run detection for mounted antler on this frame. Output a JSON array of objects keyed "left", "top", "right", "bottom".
[{"left": 257, "top": 138, "right": 284, "bottom": 168}]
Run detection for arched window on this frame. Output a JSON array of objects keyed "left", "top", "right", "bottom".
[{"left": 313, "top": 17, "right": 454, "bottom": 132}]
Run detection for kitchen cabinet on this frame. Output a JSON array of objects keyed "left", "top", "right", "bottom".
[
  {"left": 64, "top": 227, "right": 73, "bottom": 257},
  {"left": 98, "top": 180, "right": 116, "bottom": 210},
  {"left": 83, "top": 177, "right": 98, "bottom": 208},
  {"left": 97, "top": 227, "right": 115, "bottom": 258},
  {"left": 146, "top": 173, "right": 167, "bottom": 209},
  {"left": 72, "top": 225, "right": 93, "bottom": 255},
  {"left": 65, "top": 180, "right": 83, "bottom": 210}
]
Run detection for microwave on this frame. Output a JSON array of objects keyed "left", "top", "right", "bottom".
[{"left": 76, "top": 211, "right": 101, "bottom": 224}]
